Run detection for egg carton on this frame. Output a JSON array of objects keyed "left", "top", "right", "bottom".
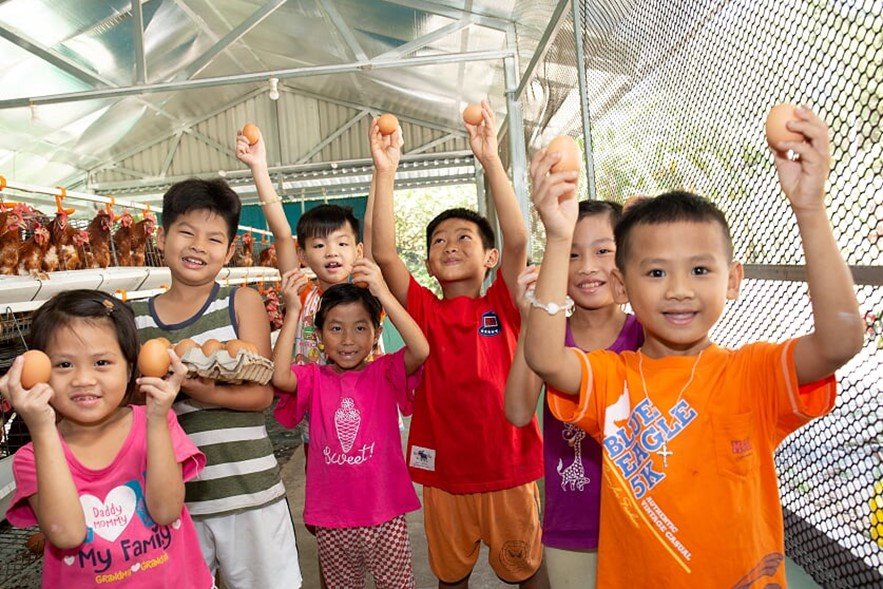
[{"left": 180, "top": 348, "right": 274, "bottom": 385}]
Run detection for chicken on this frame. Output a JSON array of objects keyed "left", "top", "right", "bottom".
[
  {"left": 112, "top": 211, "right": 135, "bottom": 266},
  {"left": 85, "top": 209, "right": 114, "bottom": 269},
  {"left": 47, "top": 210, "right": 82, "bottom": 271},
  {"left": 0, "top": 210, "right": 23, "bottom": 275},
  {"left": 71, "top": 229, "right": 90, "bottom": 270},
  {"left": 129, "top": 214, "right": 156, "bottom": 267},
  {"left": 258, "top": 243, "right": 277, "bottom": 268},
  {"left": 233, "top": 232, "right": 254, "bottom": 267},
  {"left": 263, "top": 286, "right": 284, "bottom": 331},
  {"left": 18, "top": 224, "right": 52, "bottom": 277}
]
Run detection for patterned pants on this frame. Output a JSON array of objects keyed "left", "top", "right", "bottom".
[{"left": 315, "top": 514, "right": 415, "bottom": 589}]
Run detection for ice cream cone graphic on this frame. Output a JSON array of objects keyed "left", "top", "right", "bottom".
[{"left": 335, "top": 397, "right": 361, "bottom": 453}]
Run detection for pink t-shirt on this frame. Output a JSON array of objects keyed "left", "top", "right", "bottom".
[
  {"left": 275, "top": 349, "right": 422, "bottom": 528},
  {"left": 6, "top": 406, "right": 212, "bottom": 589}
]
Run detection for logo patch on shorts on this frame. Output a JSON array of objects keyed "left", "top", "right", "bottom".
[
  {"left": 409, "top": 446, "right": 436, "bottom": 471},
  {"left": 478, "top": 311, "right": 502, "bottom": 337}
]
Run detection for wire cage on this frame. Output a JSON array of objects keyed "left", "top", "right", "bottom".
[
  {"left": 522, "top": 0, "right": 883, "bottom": 585},
  {"left": 0, "top": 308, "right": 34, "bottom": 459}
]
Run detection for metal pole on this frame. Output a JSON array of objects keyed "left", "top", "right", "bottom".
[
  {"left": 572, "top": 0, "right": 597, "bottom": 200},
  {"left": 503, "top": 27, "right": 531, "bottom": 238}
]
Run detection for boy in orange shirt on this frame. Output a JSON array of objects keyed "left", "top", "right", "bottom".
[{"left": 524, "top": 106, "right": 863, "bottom": 587}]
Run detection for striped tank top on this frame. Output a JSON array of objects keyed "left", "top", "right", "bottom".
[{"left": 130, "top": 283, "right": 286, "bottom": 517}]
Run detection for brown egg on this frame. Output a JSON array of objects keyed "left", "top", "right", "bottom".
[
  {"left": 765, "top": 103, "right": 803, "bottom": 150},
  {"left": 547, "top": 136, "right": 581, "bottom": 173},
  {"left": 242, "top": 123, "right": 260, "bottom": 146},
  {"left": 462, "top": 104, "right": 483, "bottom": 126},
  {"left": 155, "top": 337, "right": 172, "bottom": 349},
  {"left": 138, "top": 339, "right": 171, "bottom": 377},
  {"left": 174, "top": 339, "right": 199, "bottom": 357},
  {"left": 377, "top": 114, "right": 398, "bottom": 136},
  {"left": 26, "top": 532, "right": 45, "bottom": 555},
  {"left": 20, "top": 350, "right": 52, "bottom": 389},
  {"left": 201, "top": 339, "right": 225, "bottom": 356},
  {"left": 226, "top": 339, "right": 260, "bottom": 357}
]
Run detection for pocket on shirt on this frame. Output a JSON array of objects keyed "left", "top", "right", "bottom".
[{"left": 712, "top": 412, "right": 758, "bottom": 480}]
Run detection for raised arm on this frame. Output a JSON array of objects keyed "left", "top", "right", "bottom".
[
  {"left": 0, "top": 358, "right": 86, "bottom": 549},
  {"left": 363, "top": 174, "right": 376, "bottom": 260},
  {"left": 369, "top": 119, "right": 411, "bottom": 305},
  {"left": 467, "top": 99, "right": 528, "bottom": 297},
  {"left": 272, "top": 269, "right": 309, "bottom": 392},
  {"left": 140, "top": 352, "right": 188, "bottom": 525},
  {"left": 236, "top": 128, "right": 298, "bottom": 274},
  {"left": 181, "top": 287, "right": 274, "bottom": 411},
  {"left": 523, "top": 149, "right": 583, "bottom": 395},
  {"left": 504, "top": 265, "right": 545, "bottom": 427},
  {"left": 772, "top": 107, "right": 863, "bottom": 384},
  {"left": 352, "top": 258, "right": 429, "bottom": 374}
]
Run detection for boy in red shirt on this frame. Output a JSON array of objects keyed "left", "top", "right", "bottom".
[
  {"left": 524, "top": 107, "right": 863, "bottom": 586},
  {"left": 371, "top": 101, "right": 546, "bottom": 588}
]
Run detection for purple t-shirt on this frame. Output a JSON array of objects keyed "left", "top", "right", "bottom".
[
  {"left": 6, "top": 406, "right": 212, "bottom": 588},
  {"left": 274, "top": 349, "right": 422, "bottom": 528},
  {"left": 541, "top": 314, "right": 643, "bottom": 549}
]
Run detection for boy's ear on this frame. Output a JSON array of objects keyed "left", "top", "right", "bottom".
[
  {"left": 297, "top": 243, "right": 308, "bottom": 268},
  {"left": 483, "top": 247, "right": 500, "bottom": 269},
  {"left": 424, "top": 258, "right": 435, "bottom": 278},
  {"left": 224, "top": 240, "right": 236, "bottom": 264},
  {"left": 155, "top": 227, "right": 166, "bottom": 252},
  {"left": 356, "top": 242, "right": 364, "bottom": 259},
  {"left": 727, "top": 260, "right": 744, "bottom": 300},
  {"left": 611, "top": 268, "right": 629, "bottom": 304}
]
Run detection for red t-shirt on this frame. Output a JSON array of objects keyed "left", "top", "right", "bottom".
[{"left": 405, "top": 275, "right": 543, "bottom": 493}]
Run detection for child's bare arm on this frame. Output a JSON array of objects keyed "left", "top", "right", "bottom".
[
  {"left": 352, "top": 258, "right": 429, "bottom": 374},
  {"left": 467, "top": 100, "right": 528, "bottom": 298},
  {"left": 272, "top": 269, "right": 309, "bottom": 392},
  {"left": 182, "top": 287, "right": 274, "bottom": 411},
  {"left": 236, "top": 129, "right": 298, "bottom": 274},
  {"left": 363, "top": 175, "right": 376, "bottom": 260},
  {"left": 772, "top": 107, "right": 863, "bottom": 384},
  {"left": 141, "top": 355, "right": 188, "bottom": 525},
  {"left": 369, "top": 120, "right": 411, "bottom": 305},
  {"left": 505, "top": 265, "right": 545, "bottom": 427},
  {"left": 0, "top": 358, "right": 85, "bottom": 548},
  {"left": 523, "top": 149, "right": 583, "bottom": 395}
]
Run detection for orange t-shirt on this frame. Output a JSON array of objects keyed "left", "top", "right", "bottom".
[{"left": 547, "top": 340, "right": 835, "bottom": 588}]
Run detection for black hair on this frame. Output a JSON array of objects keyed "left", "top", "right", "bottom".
[
  {"left": 314, "top": 283, "right": 383, "bottom": 331},
  {"left": 577, "top": 199, "right": 623, "bottom": 227},
  {"left": 296, "top": 205, "right": 361, "bottom": 243},
  {"left": 425, "top": 207, "right": 496, "bottom": 254},
  {"left": 161, "top": 178, "right": 241, "bottom": 243},
  {"left": 614, "top": 190, "right": 733, "bottom": 270},
  {"left": 28, "top": 290, "right": 139, "bottom": 406}
]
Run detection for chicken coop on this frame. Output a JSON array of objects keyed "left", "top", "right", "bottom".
[{"left": 0, "top": 0, "right": 880, "bottom": 587}]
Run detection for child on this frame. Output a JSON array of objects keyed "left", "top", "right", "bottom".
[
  {"left": 271, "top": 258, "right": 429, "bottom": 588},
  {"left": 0, "top": 289, "right": 213, "bottom": 588},
  {"left": 371, "top": 100, "right": 547, "bottom": 587},
  {"left": 524, "top": 107, "right": 863, "bottom": 586},
  {"left": 129, "top": 179, "right": 302, "bottom": 588},
  {"left": 505, "top": 198, "right": 642, "bottom": 589}
]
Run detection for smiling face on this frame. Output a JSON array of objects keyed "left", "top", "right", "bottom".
[
  {"left": 425, "top": 218, "right": 497, "bottom": 285},
  {"left": 157, "top": 208, "right": 235, "bottom": 286},
  {"left": 46, "top": 318, "right": 131, "bottom": 429},
  {"left": 297, "top": 225, "right": 362, "bottom": 290},
  {"left": 568, "top": 214, "right": 618, "bottom": 310},
  {"left": 616, "top": 220, "right": 742, "bottom": 357},
  {"left": 318, "top": 302, "right": 380, "bottom": 371}
]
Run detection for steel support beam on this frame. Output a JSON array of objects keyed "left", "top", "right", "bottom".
[
  {"left": 374, "top": 19, "right": 472, "bottom": 62},
  {"left": 317, "top": 0, "right": 368, "bottom": 62},
  {"left": 0, "top": 49, "right": 513, "bottom": 109},
  {"left": 379, "top": 0, "right": 511, "bottom": 31},
  {"left": 0, "top": 25, "right": 114, "bottom": 88},
  {"left": 181, "top": 0, "right": 288, "bottom": 80},
  {"left": 515, "top": 0, "right": 570, "bottom": 100},
  {"left": 296, "top": 110, "right": 370, "bottom": 164},
  {"left": 572, "top": 0, "right": 597, "bottom": 199},
  {"left": 131, "top": 0, "right": 147, "bottom": 84},
  {"left": 503, "top": 28, "right": 530, "bottom": 233},
  {"left": 407, "top": 133, "right": 458, "bottom": 156}
]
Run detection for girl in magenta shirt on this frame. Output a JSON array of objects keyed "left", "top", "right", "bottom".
[
  {"left": 0, "top": 289, "right": 212, "bottom": 588},
  {"left": 273, "top": 258, "right": 429, "bottom": 589}
]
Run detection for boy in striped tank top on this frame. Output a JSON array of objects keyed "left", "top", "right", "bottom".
[{"left": 130, "top": 178, "right": 302, "bottom": 589}]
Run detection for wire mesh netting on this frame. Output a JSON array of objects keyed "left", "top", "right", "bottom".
[{"left": 522, "top": 0, "right": 882, "bottom": 586}]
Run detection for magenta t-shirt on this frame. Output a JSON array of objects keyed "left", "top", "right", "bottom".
[
  {"left": 6, "top": 406, "right": 212, "bottom": 588},
  {"left": 275, "top": 349, "right": 422, "bottom": 528},
  {"left": 541, "top": 314, "right": 643, "bottom": 549}
]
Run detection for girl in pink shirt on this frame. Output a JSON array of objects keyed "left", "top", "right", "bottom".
[
  {"left": 0, "top": 289, "right": 212, "bottom": 588},
  {"left": 273, "top": 258, "right": 429, "bottom": 589}
]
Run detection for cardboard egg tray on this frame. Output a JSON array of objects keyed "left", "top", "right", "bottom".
[{"left": 180, "top": 348, "right": 274, "bottom": 385}]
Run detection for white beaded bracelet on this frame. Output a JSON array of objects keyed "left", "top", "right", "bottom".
[{"left": 525, "top": 289, "right": 574, "bottom": 317}]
